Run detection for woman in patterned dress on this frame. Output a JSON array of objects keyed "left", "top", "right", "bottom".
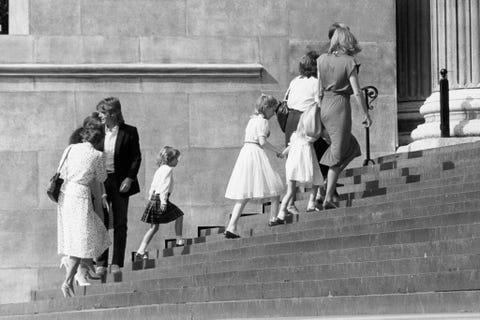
[
  {"left": 317, "top": 26, "right": 372, "bottom": 209},
  {"left": 57, "top": 126, "right": 111, "bottom": 297}
]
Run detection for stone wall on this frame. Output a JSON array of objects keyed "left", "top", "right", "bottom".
[{"left": 0, "top": 0, "right": 395, "bottom": 303}]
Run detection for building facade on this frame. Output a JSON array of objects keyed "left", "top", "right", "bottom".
[{"left": 0, "top": 0, "right": 398, "bottom": 303}]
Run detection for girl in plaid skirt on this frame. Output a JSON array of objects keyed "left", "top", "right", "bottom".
[{"left": 135, "top": 146, "right": 184, "bottom": 260}]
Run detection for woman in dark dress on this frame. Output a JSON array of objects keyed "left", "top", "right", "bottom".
[{"left": 317, "top": 26, "right": 372, "bottom": 209}]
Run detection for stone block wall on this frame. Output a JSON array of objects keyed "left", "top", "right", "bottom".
[{"left": 0, "top": 0, "right": 395, "bottom": 303}]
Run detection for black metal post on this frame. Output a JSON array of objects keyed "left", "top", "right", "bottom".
[
  {"left": 439, "top": 69, "right": 450, "bottom": 137},
  {"left": 361, "top": 86, "right": 378, "bottom": 166}
]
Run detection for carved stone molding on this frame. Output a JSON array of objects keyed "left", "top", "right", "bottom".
[{"left": 0, "top": 63, "right": 264, "bottom": 78}]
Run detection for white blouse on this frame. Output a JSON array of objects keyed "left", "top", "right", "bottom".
[
  {"left": 286, "top": 76, "right": 319, "bottom": 112},
  {"left": 244, "top": 114, "right": 269, "bottom": 144},
  {"left": 148, "top": 164, "right": 174, "bottom": 203}
]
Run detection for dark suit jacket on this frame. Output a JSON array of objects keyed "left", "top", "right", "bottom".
[{"left": 114, "top": 123, "right": 142, "bottom": 197}]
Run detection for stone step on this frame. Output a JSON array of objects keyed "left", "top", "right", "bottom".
[
  {"left": 2, "top": 291, "right": 480, "bottom": 319},
  {"left": 33, "top": 252, "right": 480, "bottom": 300},
  {"left": 160, "top": 182, "right": 480, "bottom": 258},
  {"left": 33, "top": 187, "right": 480, "bottom": 291},
  {"left": 33, "top": 235, "right": 480, "bottom": 294},
  {"left": 348, "top": 141, "right": 480, "bottom": 174},
  {"left": 3, "top": 270, "right": 480, "bottom": 317}
]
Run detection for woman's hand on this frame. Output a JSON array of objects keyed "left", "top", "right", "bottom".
[
  {"left": 276, "top": 152, "right": 284, "bottom": 159},
  {"left": 362, "top": 115, "right": 372, "bottom": 128},
  {"left": 160, "top": 203, "right": 167, "bottom": 212}
]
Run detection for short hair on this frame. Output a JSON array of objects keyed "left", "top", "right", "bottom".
[
  {"left": 328, "top": 22, "right": 350, "bottom": 40},
  {"left": 254, "top": 94, "right": 278, "bottom": 117},
  {"left": 83, "top": 112, "right": 103, "bottom": 129},
  {"left": 156, "top": 146, "right": 180, "bottom": 166},
  {"left": 80, "top": 126, "right": 105, "bottom": 146},
  {"left": 68, "top": 113, "right": 104, "bottom": 145},
  {"left": 96, "top": 97, "right": 125, "bottom": 124},
  {"left": 299, "top": 51, "right": 319, "bottom": 78},
  {"left": 328, "top": 27, "right": 361, "bottom": 56}
]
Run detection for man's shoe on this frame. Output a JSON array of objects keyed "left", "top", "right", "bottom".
[
  {"left": 110, "top": 264, "right": 122, "bottom": 274},
  {"left": 95, "top": 266, "right": 107, "bottom": 277}
]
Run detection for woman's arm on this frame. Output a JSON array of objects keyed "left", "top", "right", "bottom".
[
  {"left": 349, "top": 69, "right": 372, "bottom": 128},
  {"left": 258, "top": 136, "right": 284, "bottom": 158}
]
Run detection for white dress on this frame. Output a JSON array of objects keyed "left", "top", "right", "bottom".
[
  {"left": 285, "top": 131, "right": 323, "bottom": 187},
  {"left": 225, "top": 115, "right": 284, "bottom": 200},
  {"left": 57, "top": 142, "right": 111, "bottom": 258}
]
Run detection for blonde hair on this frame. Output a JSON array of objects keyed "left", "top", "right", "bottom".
[
  {"left": 254, "top": 94, "right": 278, "bottom": 117},
  {"left": 328, "top": 27, "right": 361, "bottom": 56},
  {"left": 156, "top": 146, "right": 180, "bottom": 166}
]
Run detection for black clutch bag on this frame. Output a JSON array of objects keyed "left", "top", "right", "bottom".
[{"left": 46, "top": 146, "right": 72, "bottom": 203}]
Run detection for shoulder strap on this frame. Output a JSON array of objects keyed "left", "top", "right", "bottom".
[
  {"left": 284, "top": 76, "right": 298, "bottom": 100},
  {"left": 57, "top": 145, "right": 73, "bottom": 173}
]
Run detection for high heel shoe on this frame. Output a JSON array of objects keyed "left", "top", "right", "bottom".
[
  {"left": 74, "top": 272, "right": 91, "bottom": 286},
  {"left": 61, "top": 282, "right": 74, "bottom": 298},
  {"left": 80, "top": 260, "right": 101, "bottom": 280}
]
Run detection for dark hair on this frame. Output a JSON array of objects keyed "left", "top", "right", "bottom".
[
  {"left": 328, "top": 22, "right": 349, "bottom": 40},
  {"left": 80, "top": 127, "right": 105, "bottom": 146},
  {"left": 299, "top": 51, "right": 319, "bottom": 78},
  {"left": 96, "top": 97, "right": 125, "bottom": 124},
  {"left": 69, "top": 127, "right": 84, "bottom": 145},
  {"left": 156, "top": 146, "right": 180, "bottom": 166},
  {"left": 83, "top": 112, "right": 103, "bottom": 129},
  {"left": 69, "top": 112, "right": 105, "bottom": 149}
]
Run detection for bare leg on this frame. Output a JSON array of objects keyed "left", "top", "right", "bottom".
[
  {"left": 325, "top": 166, "right": 342, "bottom": 203},
  {"left": 137, "top": 224, "right": 159, "bottom": 254},
  {"left": 226, "top": 199, "right": 249, "bottom": 234},
  {"left": 278, "top": 180, "right": 296, "bottom": 220},
  {"left": 175, "top": 216, "right": 184, "bottom": 245},
  {"left": 269, "top": 196, "right": 280, "bottom": 222},
  {"left": 307, "top": 185, "right": 319, "bottom": 210},
  {"left": 60, "top": 256, "right": 80, "bottom": 297}
]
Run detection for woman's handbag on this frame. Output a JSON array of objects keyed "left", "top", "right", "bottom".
[
  {"left": 276, "top": 79, "right": 294, "bottom": 133},
  {"left": 276, "top": 100, "right": 289, "bottom": 133},
  {"left": 303, "top": 103, "right": 323, "bottom": 139},
  {"left": 47, "top": 146, "right": 72, "bottom": 203}
]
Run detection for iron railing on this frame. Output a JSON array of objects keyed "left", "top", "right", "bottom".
[{"left": 361, "top": 85, "right": 378, "bottom": 166}]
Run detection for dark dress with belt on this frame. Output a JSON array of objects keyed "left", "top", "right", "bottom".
[{"left": 317, "top": 53, "right": 361, "bottom": 167}]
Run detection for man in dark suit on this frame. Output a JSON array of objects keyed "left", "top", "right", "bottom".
[{"left": 95, "top": 97, "right": 142, "bottom": 275}]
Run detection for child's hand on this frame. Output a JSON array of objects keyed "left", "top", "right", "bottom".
[{"left": 160, "top": 203, "right": 167, "bottom": 212}]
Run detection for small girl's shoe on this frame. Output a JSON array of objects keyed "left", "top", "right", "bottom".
[
  {"left": 175, "top": 239, "right": 185, "bottom": 247},
  {"left": 74, "top": 273, "right": 91, "bottom": 287},
  {"left": 224, "top": 231, "right": 241, "bottom": 239},
  {"left": 135, "top": 252, "right": 149, "bottom": 261},
  {"left": 268, "top": 217, "right": 286, "bottom": 226}
]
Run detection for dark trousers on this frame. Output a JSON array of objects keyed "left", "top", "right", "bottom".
[{"left": 96, "top": 174, "right": 129, "bottom": 268}]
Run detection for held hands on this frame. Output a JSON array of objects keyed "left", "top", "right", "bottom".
[
  {"left": 276, "top": 152, "right": 284, "bottom": 159},
  {"left": 119, "top": 177, "right": 133, "bottom": 193},
  {"left": 362, "top": 115, "right": 373, "bottom": 128}
]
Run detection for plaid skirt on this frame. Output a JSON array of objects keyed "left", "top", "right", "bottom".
[{"left": 141, "top": 193, "right": 184, "bottom": 224}]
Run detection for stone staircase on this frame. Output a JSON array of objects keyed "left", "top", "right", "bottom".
[{"left": 1, "top": 142, "right": 480, "bottom": 319}]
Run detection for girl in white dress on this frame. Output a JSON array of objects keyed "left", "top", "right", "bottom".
[
  {"left": 271, "top": 104, "right": 323, "bottom": 225},
  {"left": 57, "top": 126, "right": 111, "bottom": 297},
  {"left": 135, "top": 146, "right": 185, "bottom": 260},
  {"left": 224, "top": 94, "right": 285, "bottom": 238}
]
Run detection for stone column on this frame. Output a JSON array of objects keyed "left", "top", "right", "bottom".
[{"left": 405, "top": 0, "right": 480, "bottom": 150}]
